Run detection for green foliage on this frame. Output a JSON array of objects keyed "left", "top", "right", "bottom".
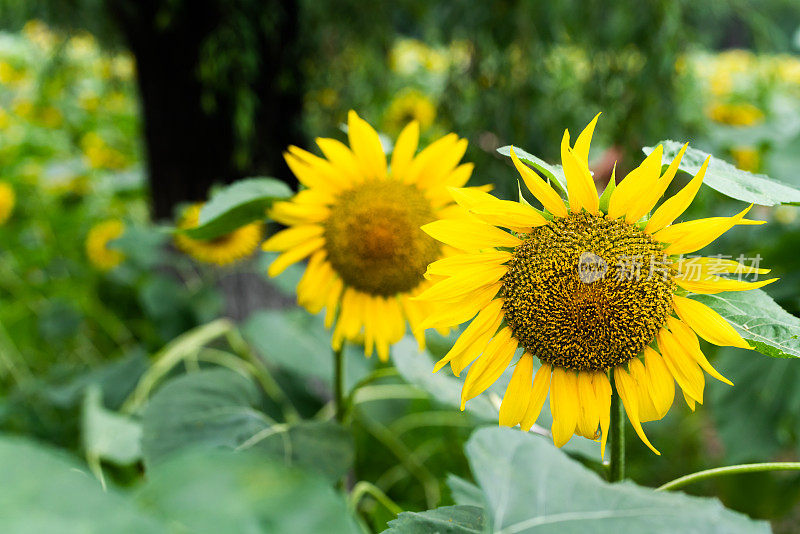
[
  {"left": 644, "top": 141, "right": 800, "bottom": 206},
  {"left": 186, "top": 177, "right": 293, "bottom": 240}
]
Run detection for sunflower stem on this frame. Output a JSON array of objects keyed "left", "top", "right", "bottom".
[
  {"left": 334, "top": 345, "right": 346, "bottom": 422},
  {"left": 609, "top": 375, "right": 625, "bottom": 482},
  {"left": 657, "top": 462, "right": 800, "bottom": 492}
]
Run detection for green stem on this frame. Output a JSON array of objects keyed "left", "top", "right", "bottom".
[
  {"left": 609, "top": 374, "right": 625, "bottom": 482},
  {"left": 348, "top": 481, "right": 403, "bottom": 516},
  {"left": 334, "top": 345, "right": 346, "bottom": 422},
  {"left": 657, "top": 462, "right": 800, "bottom": 492}
]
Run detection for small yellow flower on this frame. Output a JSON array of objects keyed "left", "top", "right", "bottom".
[
  {"left": 86, "top": 220, "right": 125, "bottom": 270},
  {"left": 22, "top": 20, "right": 59, "bottom": 51},
  {"left": 174, "top": 204, "right": 263, "bottom": 266},
  {"left": 706, "top": 102, "right": 764, "bottom": 126},
  {"left": 0, "top": 182, "right": 16, "bottom": 225},
  {"left": 418, "top": 114, "right": 775, "bottom": 455},
  {"left": 730, "top": 146, "right": 760, "bottom": 172},
  {"left": 264, "top": 111, "right": 474, "bottom": 360},
  {"left": 384, "top": 90, "right": 436, "bottom": 133}
]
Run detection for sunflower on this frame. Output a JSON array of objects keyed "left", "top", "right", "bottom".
[
  {"left": 263, "top": 110, "right": 473, "bottom": 360},
  {"left": 174, "top": 203, "right": 263, "bottom": 266},
  {"left": 418, "top": 114, "right": 776, "bottom": 455},
  {"left": 384, "top": 90, "right": 437, "bottom": 133},
  {"left": 0, "top": 181, "right": 15, "bottom": 225},
  {"left": 86, "top": 219, "right": 125, "bottom": 270}
]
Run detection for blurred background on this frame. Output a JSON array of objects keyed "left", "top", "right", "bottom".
[{"left": 0, "top": 0, "right": 799, "bottom": 531}]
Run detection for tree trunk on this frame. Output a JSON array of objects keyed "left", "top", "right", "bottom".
[{"left": 105, "top": 0, "right": 302, "bottom": 220}]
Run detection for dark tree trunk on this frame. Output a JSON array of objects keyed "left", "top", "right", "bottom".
[{"left": 105, "top": 0, "right": 302, "bottom": 220}]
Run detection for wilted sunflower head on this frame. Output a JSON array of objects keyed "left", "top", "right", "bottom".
[
  {"left": 264, "top": 110, "right": 474, "bottom": 361},
  {"left": 418, "top": 113, "right": 776, "bottom": 455},
  {"left": 86, "top": 219, "right": 125, "bottom": 270},
  {"left": 174, "top": 204, "right": 263, "bottom": 266},
  {"left": 0, "top": 181, "right": 15, "bottom": 225}
]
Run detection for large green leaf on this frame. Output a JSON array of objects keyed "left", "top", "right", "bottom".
[
  {"left": 643, "top": 141, "right": 800, "bottom": 206},
  {"left": 464, "top": 427, "right": 769, "bottom": 533},
  {"left": 497, "top": 145, "right": 568, "bottom": 192},
  {"left": 0, "top": 436, "right": 163, "bottom": 533},
  {"left": 82, "top": 386, "right": 142, "bottom": 466},
  {"left": 184, "top": 177, "right": 292, "bottom": 239},
  {"left": 138, "top": 448, "right": 359, "bottom": 534},
  {"left": 385, "top": 505, "right": 486, "bottom": 533},
  {"left": 694, "top": 289, "right": 800, "bottom": 359},
  {"left": 140, "top": 369, "right": 353, "bottom": 481}
]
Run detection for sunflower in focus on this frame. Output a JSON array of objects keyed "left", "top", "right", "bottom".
[
  {"left": 264, "top": 111, "right": 473, "bottom": 360},
  {"left": 418, "top": 114, "right": 776, "bottom": 455},
  {"left": 0, "top": 182, "right": 15, "bottom": 225},
  {"left": 86, "top": 219, "right": 125, "bottom": 270},
  {"left": 175, "top": 204, "right": 263, "bottom": 266}
]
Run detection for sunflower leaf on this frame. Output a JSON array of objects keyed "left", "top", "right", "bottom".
[
  {"left": 184, "top": 177, "right": 292, "bottom": 240},
  {"left": 385, "top": 505, "right": 486, "bottom": 533},
  {"left": 643, "top": 141, "right": 800, "bottom": 206},
  {"left": 693, "top": 289, "right": 800, "bottom": 359},
  {"left": 464, "top": 427, "right": 769, "bottom": 533},
  {"left": 497, "top": 145, "right": 568, "bottom": 193}
]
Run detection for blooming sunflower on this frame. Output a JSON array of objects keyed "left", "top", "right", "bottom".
[
  {"left": 175, "top": 203, "right": 263, "bottom": 266},
  {"left": 418, "top": 114, "right": 776, "bottom": 455},
  {"left": 86, "top": 219, "right": 125, "bottom": 270},
  {"left": 384, "top": 90, "right": 436, "bottom": 133},
  {"left": 263, "top": 111, "right": 473, "bottom": 360},
  {"left": 0, "top": 181, "right": 15, "bottom": 225}
]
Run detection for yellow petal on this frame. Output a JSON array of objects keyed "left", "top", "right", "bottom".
[
  {"left": 573, "top": 112, "right": 601, "bottom": 167},
  {"left": 550, "top": 367, "right": 579, "bottom": 447},
  {"left": 607, "top": 145, "right": 663, "bottom": 221},
  {"left": 666, "top": 317, "right": 733, "bottom": 386},
  {"left": 461, "top": 327, "right": 517, "bottom": 407},
  {"left": 645, "top": 156, "right": 709, "bottom": 234},
  {"left": 287, "top": 145, "right": 351, "bottom": 190},
  {"left": 499, "top": 354, "right": 534, "bottom": 427},
  {"left": 657, "top": 328, "right": 705, "bottom": 403},
  {"left": 420, "top": 282, "right": 502, "bottom": 329},
  {"left": 267, "top": 237, "right": 325, "bottom": 277},
  {"left": 673, "top": 256, "right": 771, "bottom": 277},
  {"left": 628, "top": 358, "right": 660, "bottom": 423},
  {"left": 403, "top": 133, "right": 459, "bottom": 185},
  {"left": 448, "top": 187, "right": 549, "bottom": 229},
  {"left": 422, "top": 219, "right": 521, "bottom": 252},
  {"left": 656, "top": 205, "right": 763, "bottom": 255},
  {"left": 415, "top": 264, "right": 507, "bottom": 302},
  {"left": 520, "top": 361, "right": 551, "bottom": 431},
  {"left": 675, "top": 275, "right": 777, "bottom": 294},
  {"left": 631, "top": 143, "right": 688, "bottom": 221},
  {"left": 262, "top": 225, "right": 324, "bottom": 252},
  {"left": 347, "top": 110, "right": 387, "bottom": 180},
  {"left": 416, "top": 138, "right": 469, "bottom": 190},
  {"left": 672, "top": 295, "right": 750, "bottom": 348},
  {"left": 509, "top": 147, "right": 568, "bottom": 217},
  {"left": 593, "top": 372, "right": 612, "bottom": 459},
  {"left": 561, "top": 139, "right": 599, "bottom": 214},
  {"left": 576, "top": 371, "right": 600, "bottom": 438},
  {"left": 390, "top": 120, "right": 419, "bottom": 181},
  {"left": 283, "top": 153, "right": 340, "bottom": 195},
  {"left": 435, "top": 299, "right": 503, "bottom": 373},
  {"left": 425, "top": 251, "right": 512, "bottom": 278},
  {"left": 316, "top": 137, "right": 362, "bottom": 183},
  {"left": 450, "top": 311, "right": 504, "bottom": 376},
  {"left": 642, "top": 347, "right": 674, "bottom": 419},
  {"left": 613, "top": 366, "right": 660, "bottom": 455},
  {"left": 683, "top": 390, "right": 696, "bottom": 411},
  {"left": 270, "top": 200, "right": 330, "bottom": 226}
]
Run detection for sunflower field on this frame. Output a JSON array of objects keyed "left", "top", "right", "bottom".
[{"left": 2, "top": 2, "right": 800, "bottom": 533}]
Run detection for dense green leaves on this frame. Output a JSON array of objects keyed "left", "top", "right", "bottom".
[
  {"left": 0, "top": 435, "right": 359, "bottom": 534},
  {"left": 643, "top": 141, "right": 800, "bottom": 206},
  {"left": 695, "top": 289, "right": 800, "bottom": 359},
  {"left": 0, "top": 436, "right": 163, "bottom": 533},
  {"left": 466, "top": 427, "right": 769, "bottom": 533},
  {"left": 140, "top": 369, "right": 353, "bottom": 481},
  {"left": 497, "top": 145, "right": 568, "bottom": 192},
  {"left": 386, "top": 505, "right": 486, "bottom": 533},
  {"left": 184, "top": 177, "right": 292, "bottom": 239},
  {"left": 137, "top": 449, "right": 360, "bottom": 534}
]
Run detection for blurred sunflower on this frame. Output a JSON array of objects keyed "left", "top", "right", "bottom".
[
  {"left": 707, "top": 102, "right": 764, "bottom": 126},
  {"left": 730, "top": 146, "right": 760, "bottom": 173},
  {"left": 86, "top": 219, "right": 125, "bottom": 270},
  {"left": 264, "top": 110, "right": 473, "bottom": 360},
  {"left": 384, "top": 90, "right": 436, "bottom": 133},
  {"left": 175, "top": 204, "right": 262, "bottom": 266},
  {"left": 0, "top": 182, "right": 15, "bottom": 224},
  {"left": 418, "top": 114, "right": 776, "bottom": 455}
]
